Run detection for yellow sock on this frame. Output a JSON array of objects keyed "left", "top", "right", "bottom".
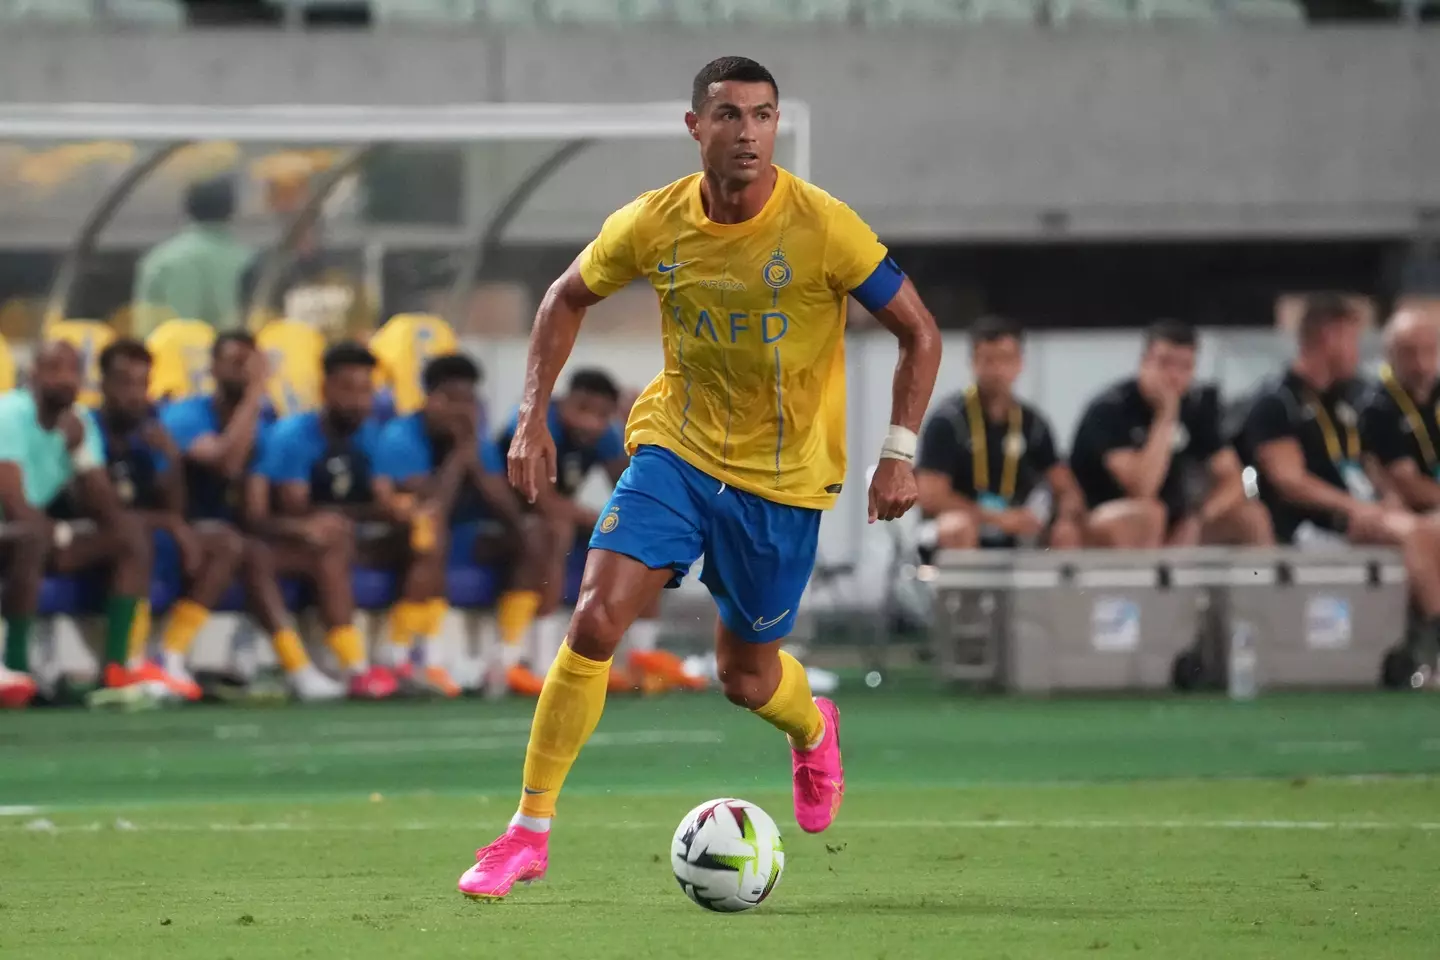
[
  {"left": 160, "top": 599, "right": 210, "bottom": 656},
  {"left": 753, "top": 650, "right": 825, "bottom": 749},
  {"left": 519, "top": 642, "right": 611, "bottom": 820},
  {"left": 388, "top": 601, "right": 427, "bottom": 649},
  {"left": 272, "top": 628, "right": 311, "bottom": 673},
  {"left": 126, "top": 600, "right": 152, "bottom": 664},
  {"left": 497, "top": 590, "right": 541, "bottom": 647},
  {"left": 325, "top": 624, "right": 366, "bottom": 672}
]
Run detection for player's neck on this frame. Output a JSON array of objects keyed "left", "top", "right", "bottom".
[
  {"left": 977, "top": 386, "right": 1013, "bottom": 422},
  {"left": 1291, "top": 353, "right": 1335, "bottom": 392},
  {"left": 699, "top": 166, "right": 777, "bottom": 225}
]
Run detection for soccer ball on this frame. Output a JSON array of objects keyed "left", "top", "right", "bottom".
[{"left": 671, "top": 798, "right": 785, "bottom": 913}]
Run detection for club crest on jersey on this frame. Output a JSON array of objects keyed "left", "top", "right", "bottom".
[
  {"left": 762, "top": 246, "right": 792, "bottom": 291},
  {"left": 599, "top": 509, "right": 620, "bottom": 534},
  {"left": 327, "top": 456, "right": 353, "bottom": 499}
]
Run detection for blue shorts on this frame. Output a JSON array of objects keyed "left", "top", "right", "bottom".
[{"left": 589, "top": 445, "right": 821, "bottom": 643}]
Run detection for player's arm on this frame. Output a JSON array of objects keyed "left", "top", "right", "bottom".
[
  {"left": 0, "top": 402, "right": 41, "bottom": 524},
  {"left": 470, "top": 444, "right": 528, "bottom": 530},
  {"left": 867, "top": 278, "right": 942, "bottom": 521},
  {"left": 186, "top": 358, "right": 269, "bottom": 479},
  {"left": 914, "top": 415, "right": 978, "bottom": 520},
  {"left": 1104, "top": 397, "right": 1179, "bottom": 501},
  {"left": 1360, "top": 401, "right": 1440, "bottom": 512},
  {"left": 65, "top": 412, "right": 127, "bottom": 527},
  {"left": 1246, "top": 395, "right": 1358, "bottom": 517},
  {"left": 1191, "top": 391, "right": 1245, "bottom": 524},
  {"left": 245, "top": 427, "right": 320, "bottom": 541},
  {"left": 138, "top": 420, "right": 189, "bottom": 532}
]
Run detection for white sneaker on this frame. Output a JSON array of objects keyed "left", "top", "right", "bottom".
[{"left": 288, "top": 665, "right": 346, "bottom": 702}]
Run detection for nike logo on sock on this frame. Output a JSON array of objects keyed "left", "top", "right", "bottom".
[{"left": 523, "top": 786, "right": 548, "bottom": 795}]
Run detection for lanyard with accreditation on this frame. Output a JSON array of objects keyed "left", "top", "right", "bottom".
[
  {"left": 1379, "top": 364, "right": 1439, "bottom": 476},
  {"left": 1300, "top": 384, "right": 1370, "bottom": 500},
  {"left": 965, "top": 386, "right": 1024, "bottom": 512}
]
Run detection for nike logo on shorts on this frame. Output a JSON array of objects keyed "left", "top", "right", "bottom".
[
  {"left": 752, "top": 610, "right": 791, "bottom": 631},
  {"left": 656, "top": 260, "right": 693, "bottom": 274}
]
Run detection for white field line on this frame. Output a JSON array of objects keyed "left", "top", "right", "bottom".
[
  {"left": 8, "top": 818, "right": 1440, "bottom": 834},
  {"left": 246, "top": 728, "right": 723, "bottom": 758}
]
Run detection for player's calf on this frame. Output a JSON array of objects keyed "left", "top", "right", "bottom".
[
  {"left": 154, "top": 522, "right": 245, "bottom": 696},
  {"left": 240, "top": 538, "right": 345, "bottom": 702}
]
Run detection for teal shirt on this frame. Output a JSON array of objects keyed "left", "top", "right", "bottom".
[
  {"left": 132, "top": 224, "right": 254, "bottom": 336},
  {"left": 0, "top": 390, "right": 104, "bottom": 515}
]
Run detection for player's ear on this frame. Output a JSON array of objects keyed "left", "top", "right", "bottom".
[{"left": 685, "top": 111, "right": 701, "bottom": 142}]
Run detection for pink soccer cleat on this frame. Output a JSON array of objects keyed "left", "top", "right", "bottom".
[
  {"left": 792, "top": 697, "right": 844, "bottom": 834},
  {"left": 457, "top": 825, "right": 549, "bottom": 901}
]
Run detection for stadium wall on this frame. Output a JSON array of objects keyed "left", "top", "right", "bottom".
[{"left": 0, "top": 29, "right": 1436, "bottom": 240}]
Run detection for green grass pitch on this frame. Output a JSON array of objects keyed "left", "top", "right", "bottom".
[{"left": 4, "top": 689, "right": 1440, "bottom": 958}]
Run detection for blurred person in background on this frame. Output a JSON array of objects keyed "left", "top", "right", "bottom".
[
  {"left": 1239, "top": 294, "right": 1440, "bottom": 658},
  {"left": 1359, "top": 309, "right": 1440, "bottom": 514},
  {"left": 247, "top": 342, "right": 396, "bottom": 700},
  {"left": 0, "top": 343, "right": 157, "bottom": 706},
  {"left": 133, "top": 176, "right": 252, "bottom": 337},
  {"left": 373, "top": 354, "right": 554, "bottom": 697},
  {"left": 1070, "top": 320, "right": 1272, "bottom": 548},
  {"left": 915, "top": 315, "right": 1084, "bottom": 553}
]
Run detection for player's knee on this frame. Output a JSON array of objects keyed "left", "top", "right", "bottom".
[
  {"left": 1241, "top": 501, "right": 1275, "bottom": 546},
  {"left": 567, "top": 598, "right": 627, "bottom": 660},
  {"left": 714, "top": 648, "right": 777, "bottom": 710},
  {"left": 1047, "top": 517, "right": 1082, "bottom": 550},
  {"left": 206, "top": 525, "right": 246, "bottom": 571},
  {"left": 242, "top": 538, "right": 275, "bottom": 579}
]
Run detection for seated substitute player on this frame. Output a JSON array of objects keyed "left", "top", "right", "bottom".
[
  {"left": 1359, "top": 308, "right": 1440, "bottom": 514},
  {"left": 83, "top": 339, "right": 252, "bottom": 699},
  {"left": 161, "top": 332, "right": 346, "bottom": 702},
  {"left": 373, "top": 354, "right": 555, "bottom": 696},
  {"left": 1239, "top": 294, "right": 1440, "bottom": 644},
  {"left": 1070, "top": 319, "right": 1273, "bottom": 548},
  {"left": 915, "top": 315, "right": 1084, "bottom": 552},
  {"left": 248, "top": 342, "right": 397, "bottom": 700},
  {"left": 0, "top": 342, "right": 154, "bottom": 701},
  {"left": 458, "top": 56, "right": 941, "bottom": 899}
]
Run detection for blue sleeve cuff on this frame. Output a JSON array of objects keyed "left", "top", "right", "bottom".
[{"left": 851, "top": 256, "right": 905, "bottom": 313}]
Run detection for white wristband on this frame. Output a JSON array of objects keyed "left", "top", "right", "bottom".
[{"left": 879, "top": 424, "right": 917, "bottom": 463}]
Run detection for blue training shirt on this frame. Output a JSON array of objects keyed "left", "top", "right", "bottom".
[
  {"left": 256, "top": 410, "right": 384, "bottom": 506},
  {"left": 496, "top": 405, "right": 624, "bottom": 498},
  {"left": 374, "top": 412, "right": 504, "bottom": 521},
  {"left": 160, "top": 395, "right": 276, "bottom": 520}
]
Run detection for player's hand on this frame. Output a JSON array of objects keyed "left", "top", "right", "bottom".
[
  {"left": 303, "top": 511, "right": 353, "bottom": 550},
  {"left": 448, "top": 409, "right": 479, "bottom": 462},
  {"left": 170, "top": 522, "right": 204, "bottom": 580},
  {"left": 141, "top": 420, "right": 179, "bottom": 460},
  {"left": 995, "top": 508, "right": 1044, "bottom": 539},
  {"left": 1345, "top": 500, "right": 1387, "bottom": 539},
  {"left": 868, "top": 457, "right": 917, "bottom": 523},
  {"left": 57, "top": 409, "right": 86, "bottom": 451},
  {"left": 245, "top": 351, "right": 270, "bottom": 393},
  {"left": 1168, "top": 514, "right": 1203, "bottom": 548},
  {"left": 508, "top": 408, "right": 557, "bottom": 504}
]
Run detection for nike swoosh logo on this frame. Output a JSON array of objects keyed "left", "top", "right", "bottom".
[
  {"left": 522, "top": 787, "right": 548, "bottom": 795},
  {"left": 656, "top": 260, "right": 692, "bottom": 274},
  {"left": 752, "top": 610, "right": 791, "bottom": 631}
]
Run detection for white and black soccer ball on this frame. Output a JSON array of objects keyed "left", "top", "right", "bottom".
[{"left": 671, "top": 798, "right": 785, "bottom": 913}]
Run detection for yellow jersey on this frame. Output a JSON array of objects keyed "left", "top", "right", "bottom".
[
  {"left": 579, "top": 167, "right": 891, "bottom": 509},
  {"left": 370, "top": 313, "right": 459, "bottom": 415},
  {"left": 0, "top": 336, "right": 14, "bottom": 394},
  {"left": 256, "top": 318, "right": 325, "bottom": 416},
  {"left": 146, "top": 318, "right": 216, "bottom": 402},
  {"left": 44, "top": 319, "right": 115, "bottom": 408}
]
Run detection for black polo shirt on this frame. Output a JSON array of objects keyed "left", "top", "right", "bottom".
[
  {"left": 1358, "top": 374, "right": 1440, "bottom": 480},
  {"left": 916, "top": 389, "right": 1059, "bottom": 515},
  {"left": 1069, "top": 378, "right": 1223, "bottom": 520},
  {"left": 1238, "top": 369, "right": 1367, "bottom": 542}
]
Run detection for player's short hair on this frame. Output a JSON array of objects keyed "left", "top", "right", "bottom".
[
  {"left": 568, "top": 368, "right": 620, "bottom": 402},
  {"left": 321, "top": 341, "right": 377, "bottom": 377},
  {"left": 691, "top": 57, "right": 779, "bottom": 112},
  {"left": 98, "top": 338, "right": 152, "bottom": 376},
  {"left": 1143, "top": 318, "right": 1197, "bottom": 351},
  {"left": 971, "top": 315, "right": 1023, "bottom": 348},
  {"left": 185, "top": 176, "right": 236, "bottom": 224},
  {"left": 212, "top": 330, "right": 257, "bottom": 360},
  {"left": 422, "top": 353, "right": 481, "bottom": 394},
  {"left": 1298, "top": 293, "right": 1358, "bottom": 345}
]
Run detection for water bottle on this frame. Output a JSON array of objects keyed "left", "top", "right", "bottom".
[{"left": 1228, "top": 621, "right": 1258, "bottom": 701}]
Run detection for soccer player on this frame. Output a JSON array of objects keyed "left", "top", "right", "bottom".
[
  {"left": 0, "top": 342, "right": 153, "bottom": 700},
  {"left": 43, "top": 317, "right": 115, "bottom": 408},
  {"left": 370, "top": 312, "right": 460, "bottom": 417},
  {"left": 1358, "top": 309, "right": 1440, "bottom": 514},
  {"left": 1239, "top": 295, "right": 1440, "bottom": 642},
  {"left": 457, "top": 57, "right": 941, "bottom": 899},
  {"left": 85, "top": 338, "right": 251, "bottom": 700},
  {"left": 162, "top": 332, "right": 344, "bottom": 701},
  {"left": 248, "top": 342, "right": 397, "bottom": 700},
  {"left": 1070, "top": 320, "right": 1273, "bottom": 548},
  {"left": 916, "top": 315, "right": 1084, "bottom": 552},
  {"left": 146, "top": 317, "right": 217, "bottom": 403}
]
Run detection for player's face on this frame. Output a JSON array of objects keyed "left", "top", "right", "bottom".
[
  {"left": 1325, "top": 318, "right": 1363, "bottom": 381},
  {"left": 212, "top": 341, "right": 252, "bottom": 401},
  {"left": 560, "top": 390, "right": 618, "bottom": 447},
  {"left": 971, "top": 336, "right": 1022, "bottom": 401},
  {"left": 33, "top": 346, "right": 80, "bottom": 413},
  {"left": 687, "top": 81, "right": 778, "bottom": 186},
  {"left": 1389, "top": 322, "right": 1439, "bottom": 394},
  {"left": 424, "top": 381, "right": 478, "bottom": 437},
  {"left": 1138, "top": 339, "right": 1196, "bottom": 403},
  {"left": 322, "top": 365, "right": 374, "bottom": 431},
  {"left": 102, "top": 357, "right": 152, "bottom": 427}
]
